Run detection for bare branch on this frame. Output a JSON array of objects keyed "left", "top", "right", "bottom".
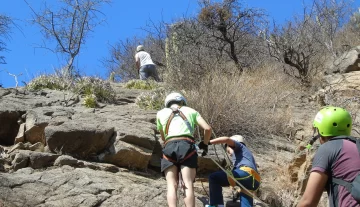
[{"left": 24, "top": 0, "right": 111, "bottom": 76}]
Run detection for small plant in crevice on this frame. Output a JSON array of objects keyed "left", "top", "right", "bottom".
[
  {"left": 74, "top": 76, "right": 116, "bottom": 103},
  {"left": 136, "top": 87, "right": 167, "bottom": 110},
  {"left": 83, "top": 94, "right": 97, "bottom": 108}
]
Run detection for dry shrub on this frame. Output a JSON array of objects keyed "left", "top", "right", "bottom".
[
  {"left": 272, "top": 166, "right": 298, "bottom": 206},
  {"left": 185, "top": 64, "right": 301, "bottom": 146}
]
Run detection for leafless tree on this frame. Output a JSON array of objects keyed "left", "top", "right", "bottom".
[
  {"left": 164, "top": 19, "right": 232, "bottom": 89},
  {"left": 312, "top": 0, "right": 354, "bottom": 57},
  {"left": 0, "top": 14, "right": 12, "bottom": 64},
  {"left": 140, "top": 17, "right": 167, "bottom": 64},
  {"left": 337, "top": 8, "right": 360, "bottom": 49},
  {"left": 266, "top": 0, "right": 355, "bottom": 84},
  {"left": 197, "top": 0, "right": 266, "bottom": 72},
  {"left": 102, "top": 37, "right": 140, "bottom": 82},
  {"left": 24, "top": 0, "right": 111, "bottom": 77},
  {"left": 102, "top": 34, "right": 166, "bottom": 82},
  {"left": 267, "top": 17, "right": 322, "bottom": 84}
]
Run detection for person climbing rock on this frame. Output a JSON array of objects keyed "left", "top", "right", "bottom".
[
  {"left": 206, "top": 135, "right": 260, "bottom": 207},
  {"left": 297, "top": 106, "right": 360, "bottom": 207},
  {"left": 134, "top": 45, "right": 160, "bottom": 81},
  {"left": 156, "top": 92, "right": 211, "bottom": 207}
]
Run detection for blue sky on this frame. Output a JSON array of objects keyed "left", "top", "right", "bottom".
[{"left": 0, "top": 0, "right": 358, "bottom": 88}]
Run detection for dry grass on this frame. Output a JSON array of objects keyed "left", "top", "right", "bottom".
[
  {"left": 183, "top": 64, "right": 301, "bottom": 145},
  {"left": 158, "top": 61, "right": 311, "bottom": 205},
  {"left": 270, "top": 164, "right": 298, "bottom": 206}
]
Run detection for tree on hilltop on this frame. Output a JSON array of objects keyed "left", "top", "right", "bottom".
[
  {"left": 0, "top": 14, "right": 12, "bottom": 65},
  {"left": 197, "top": 0, "right": 266, "bottom": 72},
  {"left": 266, "top": 0, "right": 355, "bottom": 84},
  {"left": 24, "top": 0, "right": 111, "bottom": 77}
]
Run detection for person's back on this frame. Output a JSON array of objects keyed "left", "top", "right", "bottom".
[
  {"left": 136, "top": 51, "right": 154, "bottom": 67},
  {"left": 157, "top": 106, "right": 199, "bottom": 140},
  {"left": 312, "top": 139, "right": 360, "bottom": 206},
  {"left": 231, "top": 141, "right": 258, "bottom": 172}
]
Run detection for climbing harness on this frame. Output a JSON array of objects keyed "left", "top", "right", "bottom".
[
  {"left": 210, "top": 157, "right": 269, "bottom": 207},
  {"left": 162, "top": 137, "right": 197, "bottom": 197},
  {"left": 165, "top": 106, "right": 193, "bottom": 136}
]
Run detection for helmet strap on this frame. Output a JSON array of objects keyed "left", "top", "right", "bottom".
[{"left": 306, "top": 128, "right": 321, "bottom": 149}]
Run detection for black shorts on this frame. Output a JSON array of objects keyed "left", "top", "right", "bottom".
[{"left": 161, "top": 139, "right": 198, "bottom": 172}]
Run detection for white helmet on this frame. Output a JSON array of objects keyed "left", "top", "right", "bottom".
[
  {"left": 230, "top": 135, "right": 246, "bottom": 145},
  {"left": 136, "top": 45, "right": 144, "bottom": 52},
  {"left": 164, "top": 92, "right": 187, "bottom": 108}
]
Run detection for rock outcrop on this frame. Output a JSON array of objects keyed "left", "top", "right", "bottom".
[{"left": 326, "top": 46, "right": 360, "bottom": 74}]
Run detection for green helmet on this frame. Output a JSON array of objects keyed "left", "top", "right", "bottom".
[{"left": 313, "top": 106, "right": 352, "bottom": 137}]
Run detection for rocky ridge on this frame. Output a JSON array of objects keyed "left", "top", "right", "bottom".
[{"left": 1, "top": 57, "right": 360, "bottom": 206}]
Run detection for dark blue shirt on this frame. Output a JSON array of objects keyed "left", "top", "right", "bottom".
[{"left": 231, "top": 141, "right": 258, "bottom": 171}]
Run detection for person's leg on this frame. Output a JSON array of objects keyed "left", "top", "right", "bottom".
[
  {"left": 149, "top": 64, "right": 161, "bottom": 82},
  {"left": 208, "top": 170, "right": 230, "bottom": 206},
  {"left": 165, "top": 165, "right": 179, "bottom": 207},
  {"left": 139, "top": 65, "right": 149, "bottom": 80},
  {"left": 232, "top": 169, "right": 258, "bottom": 207},
  {"left": 180, "top": 166, "right": 196, "bottom": 207}
]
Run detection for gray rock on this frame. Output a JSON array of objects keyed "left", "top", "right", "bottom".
[
  {"left": 24, "top": 110, "right": 50, "bottom": 144},
  {"left": 14, "top": 123, "right": 25, "bottom": 144},
  {"left": 11, "top": 150, "right": 60, "bottom": 170},
  {"left": 53, "top": 155, "right": 79, "bottom": 167},
  {"left": 29, "top": 142, "right": 45, "bottom": 152},
  {"left": 28, "top": 151, "right": 59, "bottom": 169},
  {"left": 104, "top": 140, "right": 153, "bottom": 170},
  {"left": 45, "top": 122, "right": 114, "bottom": 159},
  {"left": 327, "top": 46, "right": 360, "bottom": 74},
  {"left": 0, "top": 166, "right": 169, "bottom": 207},
  {"left": 8, "top": 142, "right": 44, "bottom": 153},
  {"left": 11, "top": 151, "right": 29, "bottom": 171}
]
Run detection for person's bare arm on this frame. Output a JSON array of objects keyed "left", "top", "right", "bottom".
[
  {"left": 210, "top": 136, "right": 235, "bottom": 147},
  {"left": 297, "top": 171, "right": 328, "bottom": 207},
  {"left": 197, "top": 116, "right": 211, "bottom": 145}
]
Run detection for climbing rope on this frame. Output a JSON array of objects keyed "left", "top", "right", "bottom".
[
  {"left": 209, "top": 157, "right": 270, "bottom": 207},
  {"left": 206, "top": 130, "right": 269, "bottom": 206},
  {"left": 197, "top": 129, "right": 234, "bottom": 202}
]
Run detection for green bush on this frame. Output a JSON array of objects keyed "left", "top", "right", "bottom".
[
  {"left": 136, "top": 88, "right": 167, "bottom": 110},
  {"left": 26, "top": 75, "right": 68, "bottom": 91},
  {"left": 125, "top": 79, "right": 160, "bottom": 90},
  {"left": 27, "top": 75, "right": 116, "bottom": 105},
  {"left": 74, "top": 77, "right": 116, "bottom": 103}
]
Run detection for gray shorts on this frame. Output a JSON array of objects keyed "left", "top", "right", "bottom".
[
  {"left": 139, "top": 64, "right": 160, "bottom": 81},
  {"left": 161, "top": 139, "right": 198, "bottom": 172}
]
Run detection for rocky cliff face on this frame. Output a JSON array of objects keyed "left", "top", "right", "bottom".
[
  {"left": 1, "top": 63, "right": 360, "bottom": 206},
  {"left": 0, "top": 83, "right": 230, "bottom": 207}
]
